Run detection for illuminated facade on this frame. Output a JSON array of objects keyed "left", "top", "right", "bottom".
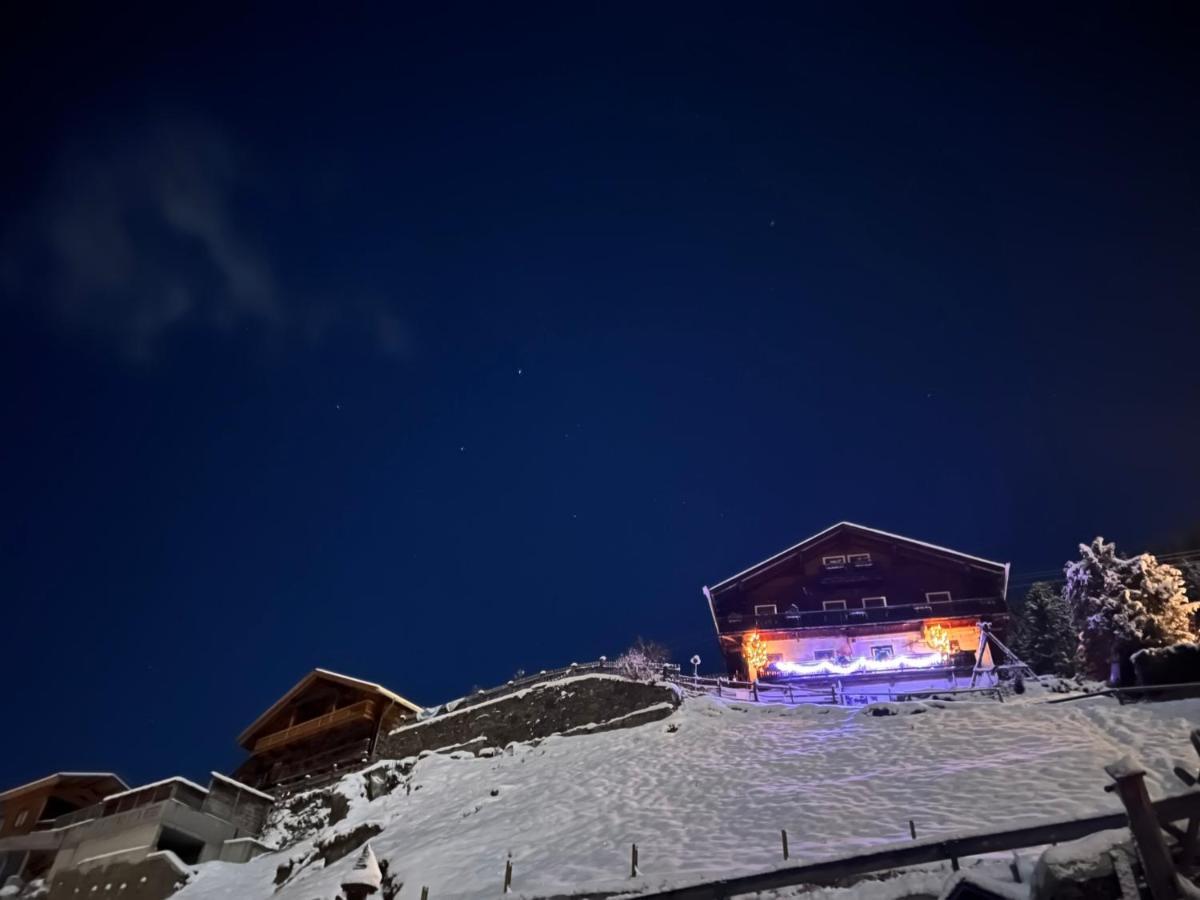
[{"left": 704, "top": 522, "right": 1010, "bottom": 682}]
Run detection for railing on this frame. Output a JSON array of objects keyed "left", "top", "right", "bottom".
[
  {"left": 253, "top": 699, "right": 377, "bottom": 753},
  {"left": 432, "top": 659, "right": 618, "bottom": 716},
  {"left": 48, "top": 803, "right": 104, "bottom": 830},
  {"left": 630, "top": 787, "right": 1200, "bottom": 900},
  {"left": 721, "top": 596, "right": 1006, "bottom": 633},
  {"left": 262, "top": 738, "right": 374, "bottom": 795}
]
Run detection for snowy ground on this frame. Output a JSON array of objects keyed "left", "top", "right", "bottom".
[{"left": 176, "top": 691, "right": 1200, "bottom": 900}]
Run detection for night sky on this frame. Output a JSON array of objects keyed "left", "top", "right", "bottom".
[{"left": 2, "top": 4, "right": 1198, "bottom": 788}]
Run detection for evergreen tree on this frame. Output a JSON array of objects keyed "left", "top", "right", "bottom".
[
  {"left": 1063, "top": 537, "right": 1198, "bottom": 681},
  {"left": 1011, "top": 582, "right": 1075, "bottom": 676}
]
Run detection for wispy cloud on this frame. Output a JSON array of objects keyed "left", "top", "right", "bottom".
[{"left": 1, "top": 116, "right": 407, "bottom": 362}]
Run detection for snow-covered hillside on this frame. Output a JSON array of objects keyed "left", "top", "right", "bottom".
[{"left": 177, "top": 691, "right": 1200, "bottom": 899}]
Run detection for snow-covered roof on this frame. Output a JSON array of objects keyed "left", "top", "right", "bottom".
[
  {"left": 103, "top": 776, "right": 208, "bottom": 803},
  {"left": 0, "top": 772, "right": 128, "bottom": 802},
  {"left": 708, "top": 521, "right": 1009, "bottom": 592},
  {"left": 237, "top": 668, "right": 423, "bottom": 748},
  {"left": 209, "top": 772, "right": 275, "bottom": 802}
]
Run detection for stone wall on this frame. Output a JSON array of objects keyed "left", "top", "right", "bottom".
[{"left": 374, "top": 674, "right": 678, "bottom": 761}]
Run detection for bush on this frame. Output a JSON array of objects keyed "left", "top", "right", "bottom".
[{"left": 1131, "top": 642, "right": 1200, "bottom": 686}]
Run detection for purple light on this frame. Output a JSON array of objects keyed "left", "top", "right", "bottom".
[{"left": 771, "top": 653, "right": 946, "bottom": 678}]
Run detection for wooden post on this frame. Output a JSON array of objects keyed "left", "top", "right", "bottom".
[
  {"left": 1105, "top": 756, "right": 1180, "bottom": 900},
  {"left": 781, "top": 829, "right": 789, "bottom": 861},
  {"left": 751, "top": 681, "right": 758, "bottom": 702},
  {"left": 909, "top": 820, "right": 916, "bottom": 840},
  {"left": 503, "top": 859, "right": 512, "bottom": 894},
  {"left": 420, "top": 888, "right": 429, "bottom": 900},
  {"left": 1010, "top": 850, "right": 1022, "bottom": 883},
  {"left": 631, "top": 843, "right": 639, "bottom": 877}
]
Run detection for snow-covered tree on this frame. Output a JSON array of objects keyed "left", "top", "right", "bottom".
[
  {"left": 1063, "top": 537, "right": 1198, "bottom": 681},
  {"left": 615, "top": 637, "right": 671, "bottom": 682},
  {"left": 1011, "top": 582, "right": 1075, "bottom": 676}
]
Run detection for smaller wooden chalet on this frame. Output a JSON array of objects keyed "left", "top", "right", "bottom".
[
  {"left": 0, "top": 773, "right": 127, "bottom": 882},
  {"left": 705, "top": 522, "right": 1011, "bottom": 683},
  {"left": 234, "top": 669, "right": 422, "bottom": 791}
]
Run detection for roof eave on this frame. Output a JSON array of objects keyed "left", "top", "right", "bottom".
[{"left": 709, "top": 521, "right": 1008, "bottom": 593}]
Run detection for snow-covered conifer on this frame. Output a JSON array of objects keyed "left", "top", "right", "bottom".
[
  {"left": 1011, "top": 581, "right": 1075, "bottom": 676},
  {"left": 1064, "top": 537, "right": 1198, "bottom": 681}
]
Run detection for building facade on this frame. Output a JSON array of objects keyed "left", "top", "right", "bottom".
[
  {"left": 0, "top": 773, "right": 273, "bottom": 900},
  {"left": 705, "top": 522, "right": 1010, "bottom": 683},
  {"left": 233, "top": 668, "right": 423, "bottom": 793},
  {"left": 0, "top": 773, "right": 128, "bottom": 882}
]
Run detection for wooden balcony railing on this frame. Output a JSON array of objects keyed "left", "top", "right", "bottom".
[
  {"left": 253, "top": 699, "right": 377, "bottom": 753},
  {"left": 720, "top": 596, "right": 1008, "bottom": 634}
]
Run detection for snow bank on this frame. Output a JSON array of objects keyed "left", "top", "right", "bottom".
[{"left": 175, "top": 694, "right": 1200, "bottom": 900}]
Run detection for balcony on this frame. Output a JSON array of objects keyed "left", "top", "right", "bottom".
[
  {"left": 721, "top": 596, "right": 1006, "bottom": 633},
  {"left": 253, "top": 699, "right": 377, "bottom": 753}
]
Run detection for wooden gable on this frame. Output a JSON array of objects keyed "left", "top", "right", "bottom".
[
  {"left": 237, "top": 669, "right": 421, "bottom": 752},
  {"left": 706, "top": 522, "right": 1009, "bottom": 626}
]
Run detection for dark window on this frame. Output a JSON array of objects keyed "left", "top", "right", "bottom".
[
  {"left": 814, "top": 649, "right": 836, "bottom": 661},
  {"left": 822, "top": 555, "right": 846, "bottom": 570},
  {"left": 822, "top": 599, "right": 847, "bottom": 611},
  {"left": 862, "top": 596, "right": 887, "bottom": 608},
  {"left": 847, "top": 553, "right": 872, "bottom": 567},
  {"left": 157, "top": 827, "right": 205, "bottom": 866},
  {"left": 925, "top": 591, "right": 952, "bottom": 603},
  {"left": 872, "top": 645, "right": 894, "bottom": 661},
  {"left": 754, "top": 604, "right": 777, "bottom": 616}
]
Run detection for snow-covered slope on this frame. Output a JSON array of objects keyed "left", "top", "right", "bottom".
[{"left": 177, "top": 692, "right": 1200, "bottom": 899}]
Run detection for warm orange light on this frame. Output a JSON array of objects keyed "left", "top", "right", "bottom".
[
  {"left": 744, "top": 630, "right": 769, "bottom": 675},
  {"left": 924, "top": 623, "right": 951, "bottom": 656}
]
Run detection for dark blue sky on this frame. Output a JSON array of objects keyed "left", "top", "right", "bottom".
[{"left": 2, "top": 4, "right": 1198, "bottom": 787}]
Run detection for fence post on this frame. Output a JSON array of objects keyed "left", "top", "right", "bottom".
[
  {"left": 751, "top": 681, "right": 758, "bottom": 702},
  {"left": 631, "top": 843, "right": 639, "bottom": 877},
  {"left": 781, "top": 829, "right": 789, "bottom": 861},
  {"left": 909, "top": 820, "right": 916, "bottom": 840},
  {"left": 503, "top": 859, "right": 513, "bottom": 894},
  {"left": 420, "top": 888, "right": 429, "bottom": 900},
  {"left": 1104, "top": 756, "right": 1180, "bottom": 900}
]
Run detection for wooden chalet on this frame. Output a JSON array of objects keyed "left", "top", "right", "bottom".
[
  {"left": 233, "top": 669, "right": 422, "bottom": 791},
  {"left": 705, "top": 522, "right": 1011, "bottom": 683},
  {"left": 0, "top": 772, "right": 127, "bottom": 882}
]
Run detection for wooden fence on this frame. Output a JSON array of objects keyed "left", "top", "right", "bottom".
[{"left": 618, "top": 789, "right": 1200, "bottom": 900}]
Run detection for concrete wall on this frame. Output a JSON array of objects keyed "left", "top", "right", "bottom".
[
  {"left": 50, "top": 822, "right": 160, "bottom": 877},
  {"left": 201, "top": 783, "right": 271, "bottom": 838},
  {"left": 47, "top": 852, "right": 191, "bottom": 900}
]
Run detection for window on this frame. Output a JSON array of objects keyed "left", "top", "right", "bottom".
[
  {"left": 925, "top": 591, "right": 952, "bottom": 603},
  {"left": 847, "top": 552, "right": 872, "bottom": 567},
  {"left": 822, "top": 555, "right": 846, "bottom": 570},
  {"left": 754, "top": 604, "right": 777, "bottom": 616},
  {"left": 784, "top": 604, "right": 801, "bottom": 621},
  {"left": 813, "top": 649, "right": 836, "bottom": 661},
  {"left": 14, "top": 809, "right": 28, "bottom": 829},
  {"left": 862, "top": 596, "right": 887, "bottom": 608},
  {"left": 727, "top": 612, "right": 743, "bottom": 625},
  {"left": 871, "top": 645, "right": 894, "bottom": 661},
  {"left": 766, "top": 653, "right": 783, "bottom": 664},
  {"left": 822, "top": 599, "right": 847, "bottom": 611}
]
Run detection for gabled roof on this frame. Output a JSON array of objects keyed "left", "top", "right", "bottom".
[
  {"left": 708, "top": 521, "right": 1009, "bottom": 593},
  {"left": 0, "top": 772, "right": 128, "bottom": 803},
  {"left": 237, "top": 668, "right": 424, "bottom": 748}
]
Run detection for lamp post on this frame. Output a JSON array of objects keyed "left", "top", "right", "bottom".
[{"left": 690, "top": 654, "right": 701, "bottom": 683}]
